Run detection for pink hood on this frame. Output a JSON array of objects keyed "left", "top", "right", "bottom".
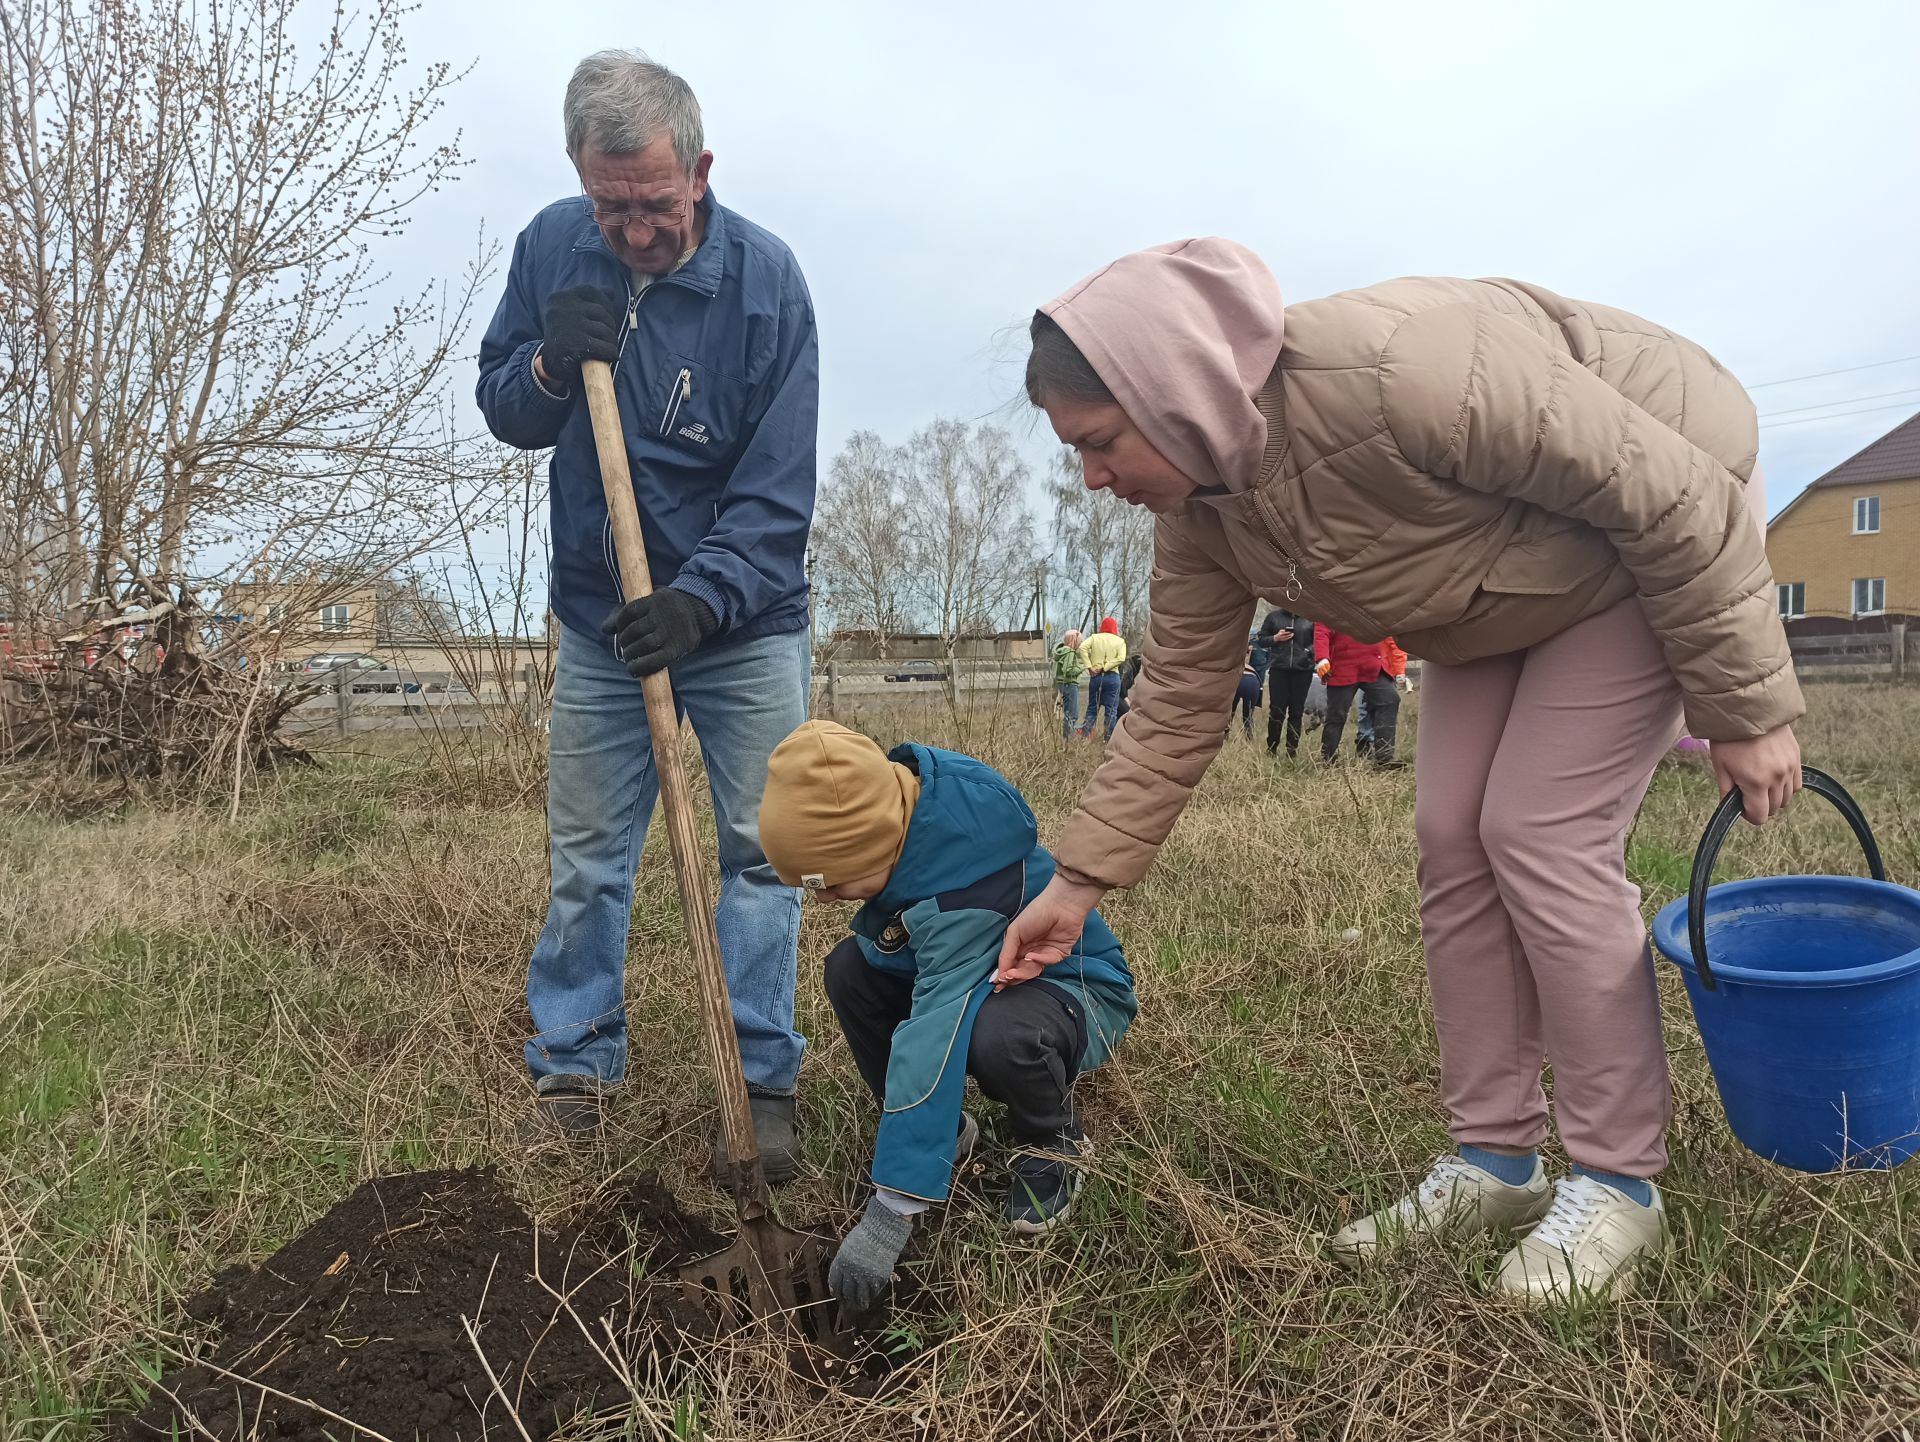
[{"left": 1042, "top": 238, "right": 1284, "bottom": 492}]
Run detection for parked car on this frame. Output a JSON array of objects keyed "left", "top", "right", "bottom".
[
  {"left": 301, "top": 653, "right": 418, "bottom": 694},
  {"left": 882, "top": 659, "right": 949, "bottom": 684},
  {"left": 303, "top": 652, "right": 384, "bottom": 676}
]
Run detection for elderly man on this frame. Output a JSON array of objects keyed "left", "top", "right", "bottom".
[{"left": 476, "top": 51, "right": 817, "bottom": 1179}]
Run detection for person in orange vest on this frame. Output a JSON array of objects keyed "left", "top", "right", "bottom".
[{"left": 1354, "top": 638, "right": 1413, "bottom": 760}]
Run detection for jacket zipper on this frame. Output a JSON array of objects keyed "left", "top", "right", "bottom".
[
  {"left": 620, "top": 288, "right": 642, "bottom": 366},
  {"left": 659, "top": 367, "right": 691, "bottom": 436},
  {"left": 1249, "top": 483, "right": 1388, "bottom": 639}
]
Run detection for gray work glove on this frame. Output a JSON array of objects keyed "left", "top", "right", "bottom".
[{"left": 828, "top": 1195, "right": 915, "bottom": 1316}]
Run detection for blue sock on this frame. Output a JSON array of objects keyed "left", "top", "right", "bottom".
[
  {"left": 1572, "top": 1165, "right": 1655, "bottom": 1206},
  {"left": 1458, "top": 1145, "right": 1538, "bottom": 1186}
]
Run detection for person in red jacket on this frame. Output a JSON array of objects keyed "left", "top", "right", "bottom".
[{"left": 1315, "top": 627, "right": 1400, "bottom": 764}]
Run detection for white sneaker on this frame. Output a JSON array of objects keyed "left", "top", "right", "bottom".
[
  {"left": 1328, "top": 1154, "right": 1554, "bottom": 1266},
  {"left": 1495, "top": 1175, "right": 1667, "bottom": 1303}
]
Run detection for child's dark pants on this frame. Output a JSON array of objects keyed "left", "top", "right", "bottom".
[{"left": 822, "top": 936, "right": 1083, "bottom": 1143}]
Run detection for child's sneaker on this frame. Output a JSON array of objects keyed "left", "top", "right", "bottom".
[
  {"left": 1328, "top": 1154, "right": 1553, "bottom": 1265},
  {"left": 1495, "top": 1175, "right": 1666, "bottom": 1303},
  {"left": 956, "top": 1112, "right": 979, "bottom": 1164},
  {"left": 1005, "top": 1130, "right": 1090, "bottom": 1235}
]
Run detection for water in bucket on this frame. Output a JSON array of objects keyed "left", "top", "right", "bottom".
[{"left": 1651, "top": 768, "right": 1920, "bottom": 1173}]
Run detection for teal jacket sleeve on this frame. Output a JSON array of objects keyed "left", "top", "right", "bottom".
[{"left": 869, "top": 899, "right": 1004, "bottom": 1201}]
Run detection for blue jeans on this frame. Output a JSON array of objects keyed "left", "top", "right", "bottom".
[
  {"left": 1055, "top": 680, "right": 1083, "bottom": 737},
  {"left": 526, "top": 622, "right": 810, "bottom": 1094},
  {"left": 1082, "top": 672, "right": 1121, "bottom": 738}
]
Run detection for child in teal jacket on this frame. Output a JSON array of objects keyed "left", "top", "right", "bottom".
[{"left": 759, "top": 720, "right": 1136, "bottom": 1314}]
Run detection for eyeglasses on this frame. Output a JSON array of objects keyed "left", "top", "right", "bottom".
[{"left": 588, "top": 199, "right": 688, "bottom": 231}]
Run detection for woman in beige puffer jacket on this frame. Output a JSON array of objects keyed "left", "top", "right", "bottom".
[{"left": 995, "top": 239, "right": 1804, "bottom": 1303}]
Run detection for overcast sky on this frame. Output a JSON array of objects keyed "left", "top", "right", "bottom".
[{"left": 405, "top": 0, "right": 1920, "bottom": 520}]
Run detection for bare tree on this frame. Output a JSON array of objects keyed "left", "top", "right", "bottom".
[
  {"left": 1107, "top": 491, "right": 1157, "bottom": 644},
  {"left": 810, "top": 430, "right": 915, "bottom": 656},
  {"left": 899, "top": 419, "right": 1038, "bottom": 705},
  {"left": 1049, "top": 448, "right": 1155, "bottom": 640},
  {"left": 0, "top": 0, "right": 495, "bottom": 782},
  {"left": 1050, "top": 450, "right": 1114, "bottom": 629}
]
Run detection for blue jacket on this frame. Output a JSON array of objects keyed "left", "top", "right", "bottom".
[
  {"left": 849, "top": 745, "right": 1136, "bottom": 1202},
  {"left": 475, "top": 193, "right": 818, "bottom": 645}
]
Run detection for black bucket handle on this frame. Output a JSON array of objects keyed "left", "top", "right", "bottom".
[{"left": 1688, "top": 765, "right": 1887, "bottom": 992}]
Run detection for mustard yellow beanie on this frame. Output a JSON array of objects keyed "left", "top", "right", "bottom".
[{"left": 759, "top": 721, "right": 921, "bottom": 890}]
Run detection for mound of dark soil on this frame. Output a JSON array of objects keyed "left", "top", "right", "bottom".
[{"left": 124, "top": 1167, "right": 726, "bottom": 1442}]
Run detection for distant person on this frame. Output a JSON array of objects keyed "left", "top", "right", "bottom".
[
  {"left": 1051, "top": 629, "right": 1087, "bottom": 738},
  {"left": 1078, "top": 618, "right": 1127, "bottom": 739},
  {"left": 1315, "top": 626, "right": 1400, "bottom": 765},
  {"left": 1248, "top": 624, "right": 1274, "bottom": 692},
  {"left": 1257, "top": 607, "right": 1316, "bottom": 758},
  {"left": 758, "top": 722, "right": 1136, "bottom": 1316},
  {"left": 1230, "top": 641, "right": 1261, "bottom": 738},
  {"left": 1003, "top": 239, "right": 1800, "bottom": 1303},
  {"left": 1354, "top": 637, "right": 1412, "bottom": 762},
  {"left": 476, "top": 51, "right": 818, "bottom": 1175},
  {"left": 1114, "top": 652, "right": 1144, "bottom": 723}
]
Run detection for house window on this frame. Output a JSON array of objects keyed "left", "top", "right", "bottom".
[
  {"left": 1854, "top": 496, "right": 1881, "bottom": 534},
  {"left": 320, "top": 604, "right": 351, "bottom": 632},
  {"left": 1852, "top": 578, "right": 1886, "bottom": 616},
  {"left": 1776, "top": 582, "right": 1805, "bottom": 618}
]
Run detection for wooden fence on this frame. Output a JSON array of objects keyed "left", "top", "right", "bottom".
[
  {"left": 283, "top": 658, "right": 1059, "bottom": 737},
  {"left": 1787, "top": 624, "right": 1914, "bottom": 684},
  {"left": 812, "top": 658, "right": 1053, "bottom": 714},
  {"left": 285, "top": 667, "right": 547, "bottom": 737}
]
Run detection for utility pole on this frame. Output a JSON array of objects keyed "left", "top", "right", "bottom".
[{"left": 805, "top": 546, "right": 817, "bottom": 659}]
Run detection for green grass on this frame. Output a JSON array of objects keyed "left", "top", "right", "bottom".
[{"left": 3, "top": 686, "right": 1920, "bottom": 1439}]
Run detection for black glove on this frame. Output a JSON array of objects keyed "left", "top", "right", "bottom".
[
  {"left": 601, "top": 589, "right": 718, "bottom": 677},
  {"left": 539, "top": 287, "right": 623, "bottom": 390}
]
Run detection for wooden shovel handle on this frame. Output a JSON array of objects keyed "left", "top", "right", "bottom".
[{"left": 580, "top": 360, "right": 768, "bottom": 1213}]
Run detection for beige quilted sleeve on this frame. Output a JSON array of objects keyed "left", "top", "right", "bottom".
[{"left": 1054, "top": 512, "right": 1257, "bottom": 888}]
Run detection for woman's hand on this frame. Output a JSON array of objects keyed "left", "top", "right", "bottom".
[
  {"left": 1710, "top": 723, "right": 1802, "bottom": 825},
  {"left": 995, "top": 874, "right": 1107, "bottom": 988}
]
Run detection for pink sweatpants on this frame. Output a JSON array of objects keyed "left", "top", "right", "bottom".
[
  {"left": 1415, "top": 597, "right": 1683, "bottom": 1176},
  {"left": 1413, "top": 469, "right": 1764, "bottom": 1177}
]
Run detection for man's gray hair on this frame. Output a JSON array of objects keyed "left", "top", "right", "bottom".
[{"left": 564, "top": 50, "right": 704, "bottom": 172}]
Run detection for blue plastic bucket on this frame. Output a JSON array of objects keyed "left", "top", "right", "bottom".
[{"left": 1651, "top": 767, "right": 1920, "bottom": 1173}]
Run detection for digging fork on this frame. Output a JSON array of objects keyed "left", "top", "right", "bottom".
[{"left": 579, "top": 360, "right": 847, "bottom": 1354}]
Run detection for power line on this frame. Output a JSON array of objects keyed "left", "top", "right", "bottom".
[
  {"left": 1747, "top": 354, "right": 1920, "bottom": 390},
  {"left": 1758, "top": 385, "right": 1920, "bottom": 419},
  {"left": 1759, "top": 399, "right": 1920, "bottom": 430}
]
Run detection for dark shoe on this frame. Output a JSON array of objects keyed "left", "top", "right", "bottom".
[
  {"left": 1005, "top": 1130, "right": 1091, "bottom": 1235},
  {"left": 712, "top": 1091, "right": 801, "bottom": 1187},
  {"left": 516, "top": 1082, "right": 605, "bottom": 1148}
]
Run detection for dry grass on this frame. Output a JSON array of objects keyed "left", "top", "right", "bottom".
[{"left": 4, "top": 685, "right": 1920, "bottom": 1440}]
